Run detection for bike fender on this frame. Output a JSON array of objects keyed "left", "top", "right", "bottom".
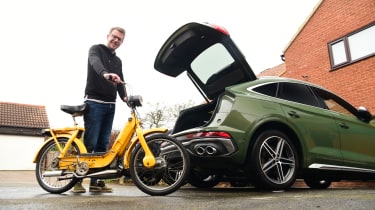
[
  {"left": 143, "top": 128, "right": 168, "bottom": 136},
  {"left": 123, "top": 128, "right": 168, "bottom": 168},
  {"left": 32, "top": 135, "right": 88, "bottom": 163},
  {"left": 128, "top": 128, "right": 168, "bottom": 148}
]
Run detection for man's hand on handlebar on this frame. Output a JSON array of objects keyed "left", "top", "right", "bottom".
[
  {"left": 103, "top": 73, "right": 122, "bottom": 84},
  {"left": 103, "top": 73, "right": 128, "bottom": 105}
]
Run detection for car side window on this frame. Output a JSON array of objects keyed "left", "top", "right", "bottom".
[
  {"left": 277, "top": 83, "right": 322, "bottom": 108},
  {"left": 312, "top": 87, "right": 357, "bottom": 117},
  {"left": 253, "top": 83, "right": 277, "bottom": 97}
]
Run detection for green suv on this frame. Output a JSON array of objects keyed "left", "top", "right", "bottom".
[{"left": 154, "top": 22, "right": 375, "bottom": 190}]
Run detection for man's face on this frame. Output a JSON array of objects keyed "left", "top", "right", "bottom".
[{"left": 107, "top": 29, "right": 125, "bottom": 51}]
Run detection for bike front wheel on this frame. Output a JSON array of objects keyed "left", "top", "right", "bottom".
[
  {"left": 129, "top": 134, "right": 190, "bottom": 196},
  {"left": 35, "top": 137, "right": 80, "bottom": 194}
]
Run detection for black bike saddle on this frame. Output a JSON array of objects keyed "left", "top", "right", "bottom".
[{"left": 60, "top": 104, "right": 87, "bottom": 116}]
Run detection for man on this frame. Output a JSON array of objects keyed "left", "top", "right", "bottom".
[{"left": 72, "top": 27, "right": 127, "bottom": 193}]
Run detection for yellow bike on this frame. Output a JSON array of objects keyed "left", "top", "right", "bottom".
[{"left": 33, "top": 82, "right": 190, "bottom": 196}]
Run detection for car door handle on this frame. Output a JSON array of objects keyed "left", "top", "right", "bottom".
[
  {"left": 287, "top": 111, "right": 300, "bottom": 118},
  {"left": 339, "top": 122, "right": 349, "bottom": 129}
]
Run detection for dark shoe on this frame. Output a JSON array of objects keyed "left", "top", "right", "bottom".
[
  {"left": 71, "top": 182, "right": 86, "bottom": 193},
  {"left": 97, "top": 180, "right": 113, "bottom": 193},
  {"left": 89, "top": 183, "right": 102, "bottom": 192}
]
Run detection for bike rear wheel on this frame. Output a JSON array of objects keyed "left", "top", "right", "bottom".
[
  {"left": 130, "top": 134, "right": 190, "bottom": 196},
  {"left": 35, "top": 137, "right": 80, "bottom": 194}
]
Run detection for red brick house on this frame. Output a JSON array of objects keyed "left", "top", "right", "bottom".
[
  {"left": 0, "top": 102, "right": 49, "bottom": 170},
  {"left": 261, "top": 0, "right": 375, "bottom": 113},
  {"left": 258, "top": 63, "right": 286, "bottom": 77}
]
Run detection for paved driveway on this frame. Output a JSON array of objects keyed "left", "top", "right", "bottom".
[{"left": 1, "top": 171, "right": 374, "bottom": 210}]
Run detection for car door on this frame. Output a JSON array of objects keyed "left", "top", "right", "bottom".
[
  {"left": 335, "top": 115, "right": 375, "bottom": 170},
  {"left": 277, "top": 82, "right": 342, "bottom": 165},
  {"left": 313, "top": 87, "right": 375, "bottom": 171}
]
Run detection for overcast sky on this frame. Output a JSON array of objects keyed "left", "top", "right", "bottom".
[{"left": 0, "top": 0, "right": 320, "bottom": 128}]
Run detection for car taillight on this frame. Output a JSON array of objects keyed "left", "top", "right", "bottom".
[
  {"left": 212, "top": 24, "right": 229, "bottom": 35},
  {"left": 203, "top": 22, "right": 229, "bottom": 36},
  {"left": 186, "top": 131, "right": 231, "bottom": 139}
]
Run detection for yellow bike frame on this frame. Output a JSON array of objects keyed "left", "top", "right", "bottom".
[{"left": 33, "top": 111, "right": 167, "bottom": 172}]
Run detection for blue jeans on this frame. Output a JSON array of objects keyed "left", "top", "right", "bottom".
[
  {"left": 83, "top": 101, "right": 116, "bottom": 153},
  {"left": 83, "top": 101, "right": 115, "bottom": 185}
]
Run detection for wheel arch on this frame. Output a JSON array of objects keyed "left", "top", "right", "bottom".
[{"left": 247, "top": 121, "right": 304, "bottom": 169}]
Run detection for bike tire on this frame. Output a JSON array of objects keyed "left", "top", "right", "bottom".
[
  {"left": 35, "top": 137, "right": 80, "bottom": 194},
  {"left": 129, "top": 134, "right": 190, "bottom": 196}
]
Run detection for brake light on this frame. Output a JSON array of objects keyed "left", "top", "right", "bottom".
[
  {"left": 186, "top": 131, "right": 231, "bottom": 139},
  {"left": 204, "top": 22, "right": 229, "bottom": 36}
]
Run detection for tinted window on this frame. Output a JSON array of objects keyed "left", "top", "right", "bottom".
[
  {"left": 277, "top": 83, "right": 321, "bottom": 107},
  {"left": 253, "top": 83, "right": 278, "bottom": 97},
  {"left": 312, "top": 87, "right": 357, "bottom": 117}
]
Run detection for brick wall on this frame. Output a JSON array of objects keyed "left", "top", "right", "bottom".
[{"left": 283, "top": 0, "right": 375, "bottom": 112}]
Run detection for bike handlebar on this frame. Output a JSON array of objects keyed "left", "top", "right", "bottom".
[{"left": 113, "top": 79, "right": 142, "bottom": 108}]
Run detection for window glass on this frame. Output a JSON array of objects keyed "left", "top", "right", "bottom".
[
  {"left": 312, "top": 87, "right": 357, "bottom": 117},
  {"left": 277, "top": 83, "right": 321, "bottom": 107},
  {"left": 328, "top": 23, "right": 375, "bottom": 69},
  {"left": 331, "top": 40, "right": 347, "bottom": 66},
  {"left": 348, "top": 25, "right": 375, "bottom": 60},
  {"left": 253, "top": 83, "right": 277, "bottom": 97},
  {"left": 191, "top": 43, "right": 234, "bottom": 84}
]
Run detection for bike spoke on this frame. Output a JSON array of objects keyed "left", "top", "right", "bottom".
[{"left": 130, "top": 135, "right": 190, "bottom": 195}]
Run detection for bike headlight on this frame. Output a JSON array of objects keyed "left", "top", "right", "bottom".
[{"left": 128, "top": 95, "right": 143, "bottom": 107}]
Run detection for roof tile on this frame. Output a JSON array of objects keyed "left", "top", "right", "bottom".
[{"left": 0, "top": 102, "right": 50, "bottom": 129}]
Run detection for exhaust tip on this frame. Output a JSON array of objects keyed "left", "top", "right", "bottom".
[
  {"left": 206, "top": 146, "right": 217, "bottom": 155},
  {"left": 194, "top": 145, "right": 217, "bottom": 156},
  {"left": 196, "top": 146, "right": 206, "bottom": 155}
]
